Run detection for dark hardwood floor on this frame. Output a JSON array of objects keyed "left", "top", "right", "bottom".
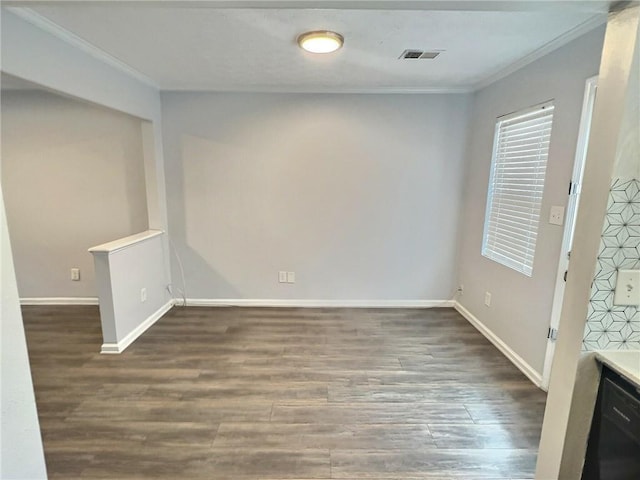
[{"left": 22, "top": 305, "right": 547, "bottom": 479}]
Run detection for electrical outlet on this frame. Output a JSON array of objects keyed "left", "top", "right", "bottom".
[
  {"left": 287, "top": 271, "right": 296, "bottom": 283},
  {"left": 457, "top": 284, "right": 464, "bottom": 295},
  {"left": 278, "top": 271, "right": 287, "bottom": 283},
  {"left": 484, "top": 292, "right": 492, "bottom": 307},
  {"left": 71, "top": 268, "right": 80, "bottom": 281},
  {"left": 141, "top": 287, "right": 147, "bottom": 303}
]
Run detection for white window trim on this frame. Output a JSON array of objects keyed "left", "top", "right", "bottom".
[{"left": 482, "top": 100, "right": 555, "bottom": 276}]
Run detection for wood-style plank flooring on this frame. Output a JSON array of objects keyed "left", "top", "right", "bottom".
[{"left": 22, "top": 306, "right": 547, "bottom": 479}]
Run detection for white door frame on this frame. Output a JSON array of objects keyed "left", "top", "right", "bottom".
[{"left": 541, "top": 75, "right": 598, "bottom": 390}]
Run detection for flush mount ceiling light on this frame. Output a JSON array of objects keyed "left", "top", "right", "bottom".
[{"left": 297, "top": 31, "right": 344, "bottom": 54}]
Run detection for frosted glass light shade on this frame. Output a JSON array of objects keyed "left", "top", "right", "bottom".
[{"left": 297, "top": 31, "right": 344, "bottom": 54}]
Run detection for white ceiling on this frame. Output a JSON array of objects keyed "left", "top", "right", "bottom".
[{"left": 7, "top": 2, "right": 609, "bottom": 92}]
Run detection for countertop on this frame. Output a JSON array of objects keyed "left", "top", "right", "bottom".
[{"left": 595, "top": 350, "right": 640, "bottom": 387}]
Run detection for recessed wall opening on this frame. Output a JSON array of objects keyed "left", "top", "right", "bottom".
[{"left": 1, "top": 73, "right": 149, "bottom": 301}]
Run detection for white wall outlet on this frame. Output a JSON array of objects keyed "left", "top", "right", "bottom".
[
  {"left": 71, "top": 268, "right": 80, "bottom": 281},
  {"left": 549, "top": 206, "right": 565, "bottom": 226},
  {"left": 287, "top": 271, "right": 296, "bottom": 283},
  {"left": 140, "top": 287, "right": 147, "bottom": 303},
  {"left": 613, "top": 270, "right": 640, "bottom": 306},
  {"left": 278, "top": 271, "right": 287, "bottom": 283},
  {"left": 484, "top": 291, "right": 492, "bottom": 307}
]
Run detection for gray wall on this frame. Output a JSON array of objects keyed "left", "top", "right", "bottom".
[
  {"left": 456, "top": 26, "right": 606, "bottom": 375},
  {"left": 1, "top": 90, "right": 149, "bottom": 299},
  {"left": 161, "top": 93, "right": 471, "bottom": 301}
]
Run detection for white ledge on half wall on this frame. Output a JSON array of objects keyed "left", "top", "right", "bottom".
[{"left": 88, "top": 229, "right": 164, "bottom": 255}]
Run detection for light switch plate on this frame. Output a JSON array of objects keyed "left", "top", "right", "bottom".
[
  {"left": 484, "top": 292, "right": 491, "bottom": 307},
  {"left": 614, "top": 269, "right": 640, "bottom": 306},
  {"left": 549, "top": 206, "right": 565, "bottom": 226}
]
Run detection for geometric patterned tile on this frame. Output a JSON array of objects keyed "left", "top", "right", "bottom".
[{"left": 583, "top": 178, "right": 640, "bottom": 351}]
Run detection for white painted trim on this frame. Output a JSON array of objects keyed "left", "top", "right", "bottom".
[
  {"left": 454, "top": 301, "right": 544, "bottom": 390},
  {"left": 0, "top": 1, "right": 612, "bottom": 12},
  {"left": 162, "top": 86, "right": 474, "bottom": 94},
  {"left": 100, "top": 300, "right": 174, "bottom": 354},
  {"left": 7, "top": 7, "right": 158, "bottom": 89},
  {"left": 184, "top": 298, "right": 455, "bottom": 308},
  {"left": 542, "top": 75, "right": 598, "bottom": 390},
  {"left": 99, "top": 344, "right": 124, "bottom": 354},
  {"left": 473, "top": 14, "right": 607, "bottom": 91},
  {"left": 20, "top": 297, "right": 99, "bottom": 305},
  {"left": 88, "top": 229, "right": 164, "bottom": 255}
]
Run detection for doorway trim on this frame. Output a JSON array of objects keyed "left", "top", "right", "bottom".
[{"left": 541, "top": 75, "right": 598, "bottom": 390}]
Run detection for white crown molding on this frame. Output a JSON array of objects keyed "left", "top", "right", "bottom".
[
  {"left": 454, "top": 301, "right": 544, "bottom": 390},
  {"left": 7, "top": 7, "right": 159, "bottom": 89},
  {"left": 162, "top": 85, "right": 474, "bottom": 94},
  {"left": 472, "top": 13, "right": 607, "bottom": 91},
  {"left": 183, "top": 298, "right": 455, "bottom": 308},
  {"left": 0, "top": 2, "right": 612, "bottom": 13},
  {"left": 20, "top": 297, "right": 99, "bottom": 305}
]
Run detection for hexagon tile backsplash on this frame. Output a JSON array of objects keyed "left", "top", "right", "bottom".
[{"left": 583, "top": 178, "right": 640, "bottom": 351}]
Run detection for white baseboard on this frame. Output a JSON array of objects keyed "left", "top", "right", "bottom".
[
  {"left": 100, "top": 300, "right": 174, "bottom": 354},
  {"left": 183, "top": 298, "right": 455, "bottom": 308},
  {"left": 20, "top": 297, "right": 99, "bottom": 305},
  {"left": 454, "top": 301, "right": 544, "bottom": 389}
]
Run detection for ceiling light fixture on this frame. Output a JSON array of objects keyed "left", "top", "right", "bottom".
[{"left": 297, "top": 31, "right": 344, "bottom": 54}]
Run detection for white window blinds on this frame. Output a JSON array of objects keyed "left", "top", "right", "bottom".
[{"left": 482, "top": 102, "right": 555, "bottom": 276}]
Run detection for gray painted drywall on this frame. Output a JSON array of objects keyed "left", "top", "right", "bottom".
[
  {"left": 161, "top": 93, "right": 471, "bottom": 301},
  {"left": 456, "top": 26, "right": 606, "bottom": 375},
  {"left": 0, "top": 183, "right": 48, "bottom": 479},
  {"left": 1, "top": 90, "right": 149, "bottom": 298},
  {"left": 2, "top": 8, "right": 173, "bottom": 289}
]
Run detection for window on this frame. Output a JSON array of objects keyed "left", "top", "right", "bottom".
[{"left": 482, "top": 101, "right": 555, "bottom": 276}]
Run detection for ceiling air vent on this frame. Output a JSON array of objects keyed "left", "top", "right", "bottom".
[{"left": 399, "top": 50, "right": 441, "bottom": 60}]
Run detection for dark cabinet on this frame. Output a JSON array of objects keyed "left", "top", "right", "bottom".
[{"left": 582, "top": 366, "right": 640, "bottom": 480}]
